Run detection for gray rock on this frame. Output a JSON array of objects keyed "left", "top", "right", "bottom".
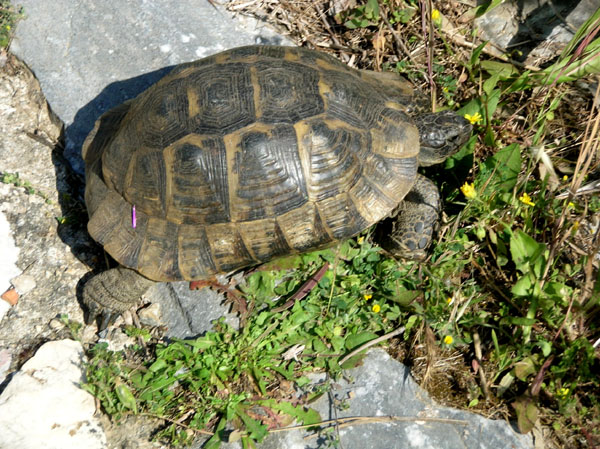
[
  {"left": 0, "top": 56, "right": 90, "bottom": 349},
  {"left": 0, "top": 339, "right": 107, "bottom": 449},
  {"left": 475, "top": 0, "right": 598, "bottom": 65},
  {"left": 143, "top": 280, "right": 238, "bottom": 339},
  {"left": 11, "top": 0, "right": 292, "bottom": 174},
  {"left": 191, "top": 349, "right": 532, "bottom": 449}
]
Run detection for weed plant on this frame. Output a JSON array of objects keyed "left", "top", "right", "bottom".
[{"left": 0, "top": 0, "right": 22, "bottom": 48}]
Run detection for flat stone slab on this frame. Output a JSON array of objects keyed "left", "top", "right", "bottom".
[
  {"left": 11, "top": 0, "right": 291, "bottom": 173},
  {"left": 475, "top": 0, "right": 597, "bottom": 65},
  {"left": 0, "top": 339, "right": 107, "bottom": 449}
]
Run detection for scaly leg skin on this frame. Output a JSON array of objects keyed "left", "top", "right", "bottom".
[
  {"left": 83, "top": 266, "right": 156, "bottom": 329},
  {"left": 375, "top": 174, "right": 441, "bottom": 261}
]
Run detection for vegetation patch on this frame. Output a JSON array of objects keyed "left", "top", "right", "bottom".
[{"left": 0, "top": 0, "right": 22, "bottom": 48}]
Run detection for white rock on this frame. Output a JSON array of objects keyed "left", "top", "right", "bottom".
[
  {"left": 0, "top": 349, "right": 11, "bottom": 385},
  {"left": 0, "top": 301, "right": 10, "bottom": 323},
  {"left": 10, "top": 273, "right": 36, "bottom": 295},
  {"left": 137, "top": 302, "right": 162, "bottom": 327},
  {"left": 0, "top": 211, "right": 20, "bottom": 295},
  {"left": 0, "top": 339, "right": 107, "bottom": 449}
]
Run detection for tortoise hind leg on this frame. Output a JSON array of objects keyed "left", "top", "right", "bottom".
[
  {"left": 83, "top": 266, "right": 156, "bottom": 329},
  {"left": 375, "top": 174, "right": 441, "bottom": 261}
]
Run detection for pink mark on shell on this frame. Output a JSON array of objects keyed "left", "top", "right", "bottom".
[{"left": 132, "top": 205, "right": 137, "bottom": 228}]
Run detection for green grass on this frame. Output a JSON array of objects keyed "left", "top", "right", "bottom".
[
  {"left": 81, "top": 2, "right": 600, "bottom": 448},
  {"left": 0, "top": 0, "right": 22, "bottom": 48}
]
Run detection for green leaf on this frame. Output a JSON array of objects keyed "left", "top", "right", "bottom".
[
  {"left": 267, "top": 400, "right": 321, "bottom": 425},
  {"left": 543, "top": 282, "right": 572, "bottom": 300},
  {"left": 235, "top": 407, "right": 268, "bottom": 442},
  {"left": 497, "top": 372, "right": 514, "bottom": 397},
  {"left": 514, "top": 357, "right": 537, "bottom": 381},
  {"left": 506, "top": 71, "right": 533, "bottom": 93},
  {"left": 331, "top": 335, "right": 346, "bottom": 352},
  {"left": 510, "top": 230, "right": 542, "bottom": 273},
  {"left": 115, "top": 380, "right": 138, "bottom": 413},
  {"left": 536, "top": 340, "right": 552, "bottom": 358},
  {"left": 470, "top": 41, "right": 487, "bottom": 67},
  {"left": 482, "top": 143, "right": 521, "bottom": 192},
  {"left": 148, "top": 358, "right": 167, "bottom": 372},
  {"left": 512, "top": 396, "right": 539, "bottom": 433},
  {"left": 480, "top": 60, "right": 519, "bottom": 78},
  {"left": 482, "top": 73, "right": 501, "bottom": 96},
  {"left": 512, "top": 274, "right": 535, "bottom": 297},
  {"left": 205, "top": 416, "right": 228, "bottom": 449},
  {"left": 366, "top": 0, "right": 379, "bottom": 19},
  {"left": 345, "top": 332, "right": 379, "bottom": 350},
  {"left": 389, "top": 289, "right": 421, "bottom": 306},
  {"left": 404, "top": 314, "right": 420, "bottom": 335},
  {"left": 188, "top": 336, "right": 217, "bottom": 350}
]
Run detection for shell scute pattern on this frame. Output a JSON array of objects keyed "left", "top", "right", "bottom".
[
  {"left": 165, "top": 135, "right": 230, "bottom": 225},
  {"left": 85, "top": 46, "right": 420, "bottom": 281},
  {"left": 186, "top": 63, "right": 256, "bottom": 135},
  {"left": 230, "top": 123, "right": 308, "bottom": 222},
  {"left": 297, "top": 119, "right": 367, "bottom": 202},
  {"left": 254, "top": 59, "right": 324, "bottom": 124}
]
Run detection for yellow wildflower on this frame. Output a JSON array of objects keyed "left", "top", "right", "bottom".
[
  {"left": 443, "top": 335, "right": 454, "bottom": 345},
  {"left": 363, "top": 294, "right": 372, "bottom": 301},
  {"left": 519, "top": 192, "right": 535, "bottom": 207},
  {"left": 5, "top": 25, "right": 10, "bottom": 31},
  {"left": 464, "top": 112, "right": 482, "bottom": 125},
  {"left": 556, "top": 387, "right": 570, "bottom": 398},
  {"left": 460, "top": 182, "right": 477, "bottom": 199},
  {"left": 446, "top": 297, "right": 453, "bottom": 305},
  {"left": 357, "top": 236, "right": 364, "bottom": 244},
  {"left": 567, "top": 202, "right": 575, "bottom": 208},
  {"left": 572, "top": 221, "right": 580, "bottom": 233},
  {"left": 562, "top": 175, "right": 568, "bottom": 182},
  {"left": 372, "top": 304, "right": 381, "bottom": 313},
  {"left": 431, "top": 9, "right": 441, "bottom": 23}
]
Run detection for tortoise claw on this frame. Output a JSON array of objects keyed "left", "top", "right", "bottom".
[
  {"left": 84, "top": 301, "right": 101, "bottom": 325},
  {"left": 84, "top": 302, "right": 118, "bottom": 331},
  {"left": 98, "top": 310, "right": 118, "bottom": 332}
]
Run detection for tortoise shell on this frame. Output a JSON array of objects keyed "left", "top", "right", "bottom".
[{"left": 83, "top": 45, "right": 422, "bottom": 282}]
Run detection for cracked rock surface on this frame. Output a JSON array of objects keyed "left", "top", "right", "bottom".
[{"left": 0, "top": 55, "right": 90, "bottom": 351}]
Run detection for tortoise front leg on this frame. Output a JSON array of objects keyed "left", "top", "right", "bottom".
[
  {"left": 375, "top": 174, "right": 441, "bottom": 261},
  {"left": 83, "top": 266, "right": 156, "bottom": 329}
]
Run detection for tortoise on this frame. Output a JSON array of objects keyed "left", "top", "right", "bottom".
[{"left": 82, "top": 45, "right": 471, "bottom": 327}]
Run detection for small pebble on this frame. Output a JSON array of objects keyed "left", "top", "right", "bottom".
[
  {"left": 48, "top": 318, "right": 66, "bottom": 330},
  {"left": 10, "top": 273, "right": 36, "bottom": 295},
  {"left": 138, "top": 303, "right": 162, "bottom": 327},
  {"left": 1, "top": 287, "right": 19, "bottom": 306}
]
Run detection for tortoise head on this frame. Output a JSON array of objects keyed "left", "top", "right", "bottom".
[{"left": 415, "top": 110, "right": 472, "bottom": 167}]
